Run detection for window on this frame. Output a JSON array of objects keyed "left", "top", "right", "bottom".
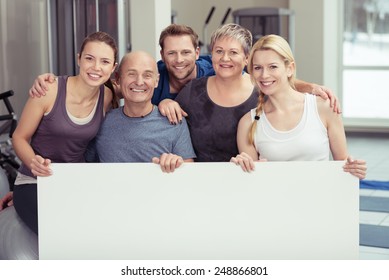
[{"left": 342, "top": 0, "right": 389, "bottom": 128}]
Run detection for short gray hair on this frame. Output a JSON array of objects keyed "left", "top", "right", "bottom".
[{"left": 209, "top": 23, "right": 252, "bottom": 56}]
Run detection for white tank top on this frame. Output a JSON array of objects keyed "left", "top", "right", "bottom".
[{"left": 251, "top": 94, "right": 330, "bottom": 161}]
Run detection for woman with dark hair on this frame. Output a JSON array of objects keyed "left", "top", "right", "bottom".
[{"left": 0, "top": 31, "right": 118, "bottom": 234}]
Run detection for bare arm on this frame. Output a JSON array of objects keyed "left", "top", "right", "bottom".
[
  {"left": 158, "top": 99, "right": 188, "bottom": 125},
  {"left": 13, "top": 84, "right": 57, "bottom": 176},
  {"left": 294, "top": 79, "right": 340, "bottom": 113},
  {"left": 230, "top": 112, "right": 260, "bottom": 172},
  {"left": 29, "top": 73, "right": 57, "bottom": 97},
  {"left": 317, "top": 98, "right": 366, "bottom": 179},
  {"left": 30, "top": 73, "right": 123, "bottom": 102}
]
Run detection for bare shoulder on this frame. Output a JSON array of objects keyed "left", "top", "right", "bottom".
[
  {"left": 23, "top": 78, "right": 58, "bottom": 117},
  {"left": 315, "top": 94, "right": 340, "bottom": 127},
  {"left": 238, "top": 111, "right": 253, "bottom": 128},
  {"left": 46, "top": 77, "right": 58, "bottom": 91},
  {"left": 34, "top": 78, "right": 58, "bottom": 105},
  {"left": 315, "top": 94, "right": 332, "bottom": 114}
]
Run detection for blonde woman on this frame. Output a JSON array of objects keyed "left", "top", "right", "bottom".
[{"left": 231, "top": 34, "right": 366, "bottom": 179}]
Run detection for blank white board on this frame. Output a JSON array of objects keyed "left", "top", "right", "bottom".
[{"left": 38, "top": 161, "right": 359, "bottom": 260}]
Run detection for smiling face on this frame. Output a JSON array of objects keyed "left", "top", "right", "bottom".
[
  {"left": 160, "top": 35, "right": 199, "bottom": 83},
  {"left": 117, "top": 51, "right": 159, "bottom": 104},
  {"left": 77, "top": 41, "right": 116, "bottom": 86},
  {"left": 211, "top": 37, "right": 248, "bottom": 79},
  {"left": 251, "top": 49, "right": 294, "bottom": 96}
]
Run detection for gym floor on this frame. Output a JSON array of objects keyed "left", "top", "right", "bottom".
[{"left": 346, "top": 132, "right": 389, "bottom": 259}]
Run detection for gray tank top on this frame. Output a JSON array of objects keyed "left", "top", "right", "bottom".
[{"left": 19, "top": 76, "right": 105, "bottom": 177}]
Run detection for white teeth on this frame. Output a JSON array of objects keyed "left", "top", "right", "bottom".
[
  {"left": 132, "top": 89, "right": 146, "bottom": 92},
  {"left": 89, "top": 73, "right": 100, "bottom": 78},
  {"left": 261, "top": 81, "right": 273, "bottom": 86}
]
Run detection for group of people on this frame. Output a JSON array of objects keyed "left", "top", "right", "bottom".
[{"left": 0, "top": 23, "right": 366, "bottom": 238}]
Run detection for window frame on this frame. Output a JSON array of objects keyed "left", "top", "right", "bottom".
[{"left": 340, "top": 0, "right": 389, "bottom": 133}]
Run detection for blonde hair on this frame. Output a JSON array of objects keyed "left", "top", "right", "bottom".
[{"left": 247, "top": 34, "right": 296, "bottom": 144}]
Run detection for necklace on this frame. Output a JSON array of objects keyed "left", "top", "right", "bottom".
[{"left": 123, "top": 105, "right": 154, "bottom": 118}]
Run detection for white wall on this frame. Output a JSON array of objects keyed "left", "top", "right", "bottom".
[
  {"left": 289, "top": 0, "right": 324, "bottom": 85},
  {"left": 289, "top": 0, "right": 339, "bottom": 92},
  {"left": 130, "top": 0, "right": 171, "bottom": 60},
  {"left": 171, "top": 0, "right": 288, "bottom": 47}
]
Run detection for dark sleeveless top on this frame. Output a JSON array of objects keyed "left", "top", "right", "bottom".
[
  {"left": 175, "top": 76, "right": 258, "bottom": 162},
  {"left": 19, "top": 76, "right": 105, "bottom": 177}
]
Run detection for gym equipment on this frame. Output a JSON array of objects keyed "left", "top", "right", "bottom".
[
  {"left": 0, "top": 168, "right": 9, "bottom": 198},
  {"left": 0, "top": 206, "right": 39, "bottom": 260},
  {"left": 0, "top": 90, "right": 20, "bottom": 190},
  {"left": 201, "top": 6, "right": 216, "bottom": 54},
  {"left": 233, "top": 7, "right": 295, "bottom": 51}
]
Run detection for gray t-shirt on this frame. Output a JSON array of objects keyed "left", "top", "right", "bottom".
[{"left": 86, "top": 106, "right": 196, "bottom": 163}]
